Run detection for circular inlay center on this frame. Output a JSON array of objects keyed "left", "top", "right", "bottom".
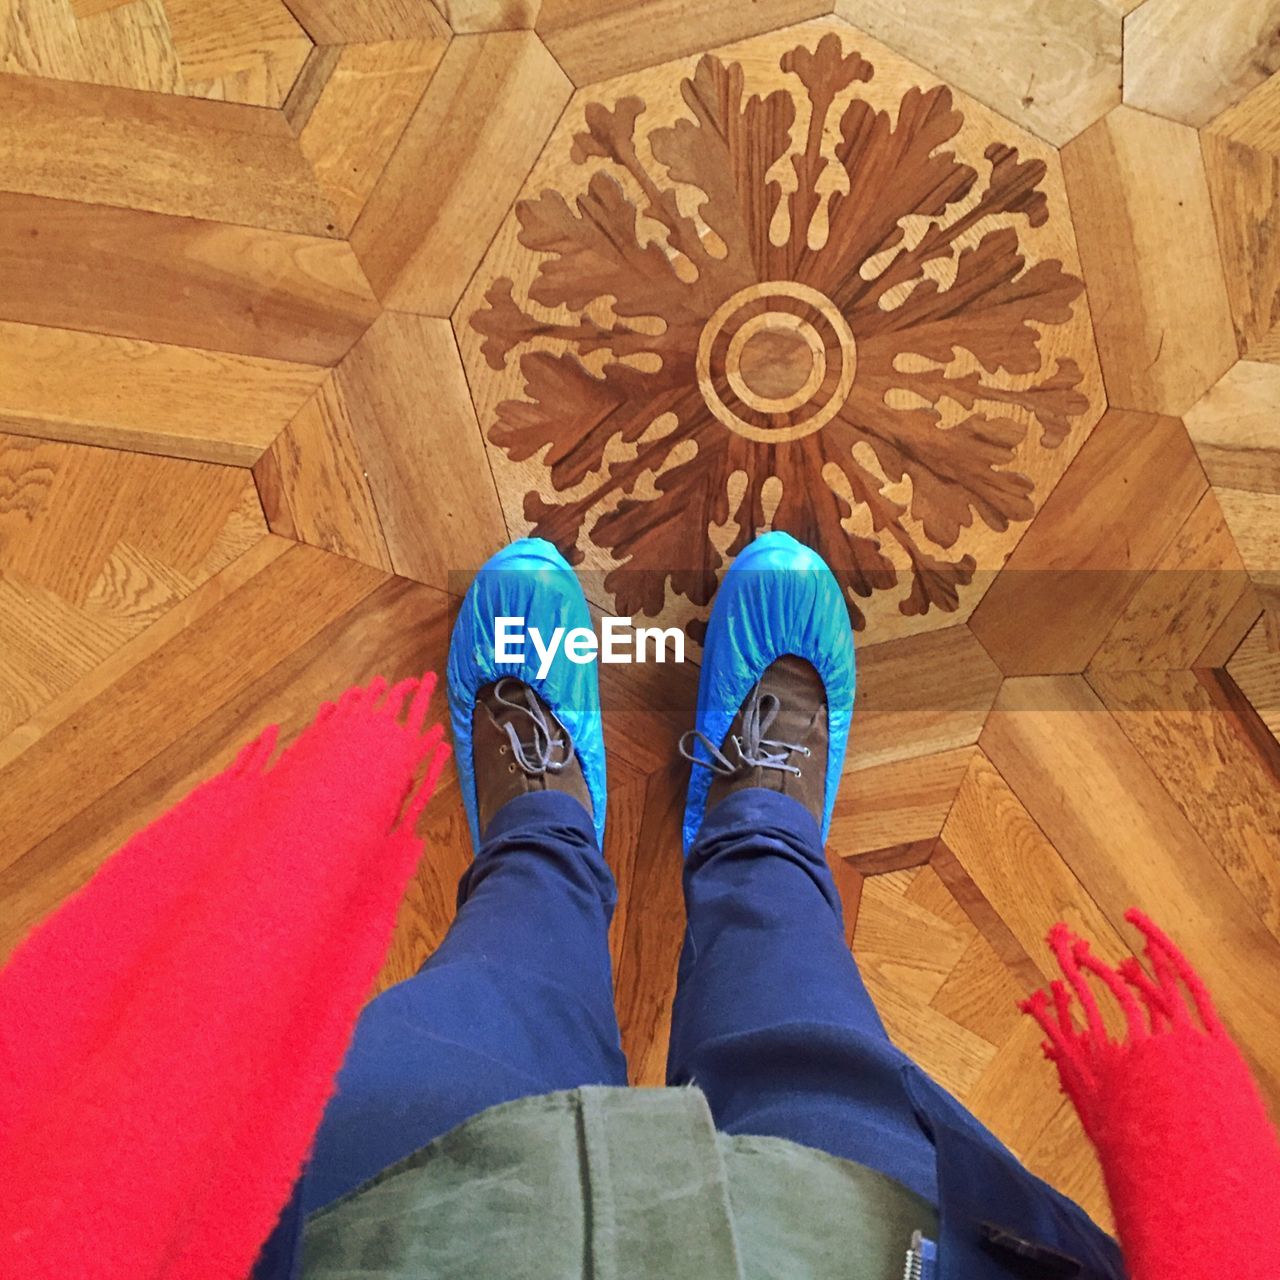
[
  {"left": 697, "top": 282, "right": 857, "bottom": 443},
  {"left": 738, "top": 324, "right": 813, "bottom": 400}
]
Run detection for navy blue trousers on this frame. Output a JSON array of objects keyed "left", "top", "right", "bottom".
[{"left": 256, "top": 787, "right": 1024, "bottom": 1276}]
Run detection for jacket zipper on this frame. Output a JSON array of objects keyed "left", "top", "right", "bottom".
[{"left": 903, "top": 1229, "right": 938, "bottom": 1280}]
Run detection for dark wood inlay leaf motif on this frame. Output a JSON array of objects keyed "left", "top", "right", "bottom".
[{"left": 471, "top": 32, "right": 1090, "bottom": 627}]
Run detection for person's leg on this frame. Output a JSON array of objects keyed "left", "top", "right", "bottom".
[
  {"left": 671, "top": 532, "right": 941, "bottom": 1200},
  {"left": 667, "top": 785, "right": 942, "bottom": 1203},
  {"left": 300, "top": 789, "right": 625, "bottom": 1212},
  {"left": 300, "top": 538, "right": 622, "bottom": 1213}
]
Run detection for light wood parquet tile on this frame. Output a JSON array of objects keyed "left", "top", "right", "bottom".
[
  {"left": 0, "top": 564, "right": 458, "bottom": 972},
  {"left": 1087, "top": 666, "right": 1280, "bottom": 938},
  {"left": 0, "top": 431, "right": 266, "bottom": 740},
  {"left": 438, "top": 0, "right": 540, "bottom": 33},
  {"left": 281, "top": 0, "right": 450, "bottom": 43},
  {"left": 847, "top": 627, "right": 1001, "bottom": 769},
  {"left": 854, "top": 868, "right": 997, "bottom": 1098},
  {"left": 0, "top": 190, "right": 378, "bottom": 364},
  {"left": 1124, "top": 0, "right": 1280, "bottom": 127},
  {"left": 1086, "top": 486, "right": 1257, "bottom": 672},
  {"left": 253, "top": 377, "right": 395, "bottom": 570},
  {"left": 536, "top": 0, "right": 834, "bottom": 84},
  {"left": 1062, "top": 105, "right": 1237, "bottom": 416},
  {"left": 284, "top": 38, "right": 448, "bottom": 237},
  {"left": 258, "top": 313, "right": 508, "bottom": 588},
  {"left": 1216, "top": 486, "right": 1280, "bottom": 613},
  {"left": 1229, "top": 612, "right": 1280, "bottom": 739},
  {"left": 833, "top": 0, "right": 1122, "bottom": 146},
  {"left": 351, "top": 31, "right": 573, "bottom": 313},
  {"left": 969, "top": 410, "right": 1209, "bottom": 674},
  {"left": 0, "top": 72, "right": 339, "bottom": 232},
  {"left": 980, "top": 675, "right": 1280, "bottom": 1105},
  {"left": 0, "top": 542, "right": 386, "bottom": 878},
  {"left": 0, "top": 318, "right": 327, "bottom": 463},
  {"left": 2, "top": 0, "right": 182, "bottom": 94},
  {"left": 940, "top": 751, "right": 1131, "bottom": 983},
  {"left": 160, "top": 0, "right": 312, "bottom": 105},
  {"left": 0, "top": 536, "right": 292, "bottom": 769},
  {"left": 831, "top": 747, "right": 975, "bottom": 858},
  {"left": 1203, "top": 74, "right": 1280, "bottom": 364},
  {"left": 0, "top": 0, "right": 314, "bottom": 107},
  {"left": 1186, "top": 360, "right": 1280, "bottom": 493}
]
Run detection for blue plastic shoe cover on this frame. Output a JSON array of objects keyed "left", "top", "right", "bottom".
[
  {"left": 682, "top": 531, "right": 856, "bottom": 853},
  {"left": 447, "top": 538, "right": 607, "bottom": 851}
]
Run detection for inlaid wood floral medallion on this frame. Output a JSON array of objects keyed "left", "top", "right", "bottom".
[{"left": 457, "top": 19, "right": 1104, "bottom": 638}]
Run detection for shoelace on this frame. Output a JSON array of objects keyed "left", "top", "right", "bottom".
[
  {"left": 489, "top": 677, "right": 575, "bottom": 775},
  {"left": 678, "top": 684, "right": 810, "bottom": 778}
]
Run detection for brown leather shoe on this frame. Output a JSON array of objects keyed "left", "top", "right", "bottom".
[
  {"left": 471, "top": 678, "right": 593, "bottom": 834},
  {"left": 681, "top": 655, "right": 829, "bottom": 824}
]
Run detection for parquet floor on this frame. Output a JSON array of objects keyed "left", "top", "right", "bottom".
[{"left": 3, "top": 0, "right": 1279, "bottom": 1232}]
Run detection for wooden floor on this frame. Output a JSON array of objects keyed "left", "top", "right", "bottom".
[{"left": 3, "top": 0, "right": 1279, "bottom": 1232}]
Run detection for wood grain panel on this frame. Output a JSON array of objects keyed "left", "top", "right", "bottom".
[
  {"left": 0, "top": 190, "right": 377, "bottom": 364},
  {"left": 0, "top": 536, "right": 291, "bottom": 770},
  {"left": 1088, "top": 486, "right": 1255, "bottom": 671},
  {"left": 979, "top": 675, "right": 1280, "bottom": 1102},
  {"left": 1023, "top": 1099, "right": 1112, "bottom": 1232},
  {"left": 1124, "top": 0, "right": 1280, "bottom": 127},
  {"left": 351, "top": 31, "right": 571, "bottom": 313},
  {"left": 845, "top": 627, "right": 1002, "bottom": 770},
  {"left": 1204, "top": 128, "right": 1280, "bottom": 364},
  {"left": 161, "top": 0, "right": 312, "bottom": 106},
  {"left": 1210, "top": 67, "right": 1280, "bottom": 151},
  {"left": 325, "top": 314, "right": 508, "bottom": 586},
  {"left": 1194, "top": 583, "right": 1266, "bottom": 669},
  {"left": 1228, "top": 612, "right": 1280, "bottom": 737},
  {"left": 612, "top": 761, "right": 686, "bottom": 1085},
  {"left": 0, "top": 71, "right": 338, "bottom": 234},
  {"left": 929, "top": 841, "right": 1045, "bottom": 991},
  {"left": 845, "top": 839, "right": 937, "bottom": 876},
  {"left": 286, "top": 38, "right": 447, "bottom": 236},
  {"left": 376, "top": 767, "right": 474, "bottom": 992},
  {"left": 832, "top": 0, "right": 1121, "bottom": 145},
  {"left": 1062, "top": 106, "right": 1236, "bottom": 414},
  {"left": 0, "top": 432, "right": 267, "bottom": 740},
  {"left": 854, "top": 869, "right": 996, "bottom": 1097},
  {"left": 281, "top": 0, "right": 450, "bottom": 42},
  {"left": 969, "top": 410, "right": 1209, "bottom": 674},
  {"left": 832, "top": 747, "right": 975, "bottom": 858},
  {"left": 254, "top": 377, "right": 394, "bottom": 569},
  {"left": 0, "top": 570, "right": 454, "bottom": 965},
  {"left": 1, "top": 0, "right": 312, "bottom": 106},
  {"left": 941, "top": 750, "right": 1131, "bottom": 982},
  {"left": 539, "top": 0, "right": 833, "bottom": 84},
  {"left": 438, "top": 0, "right": 540, "bottom": 31},
  {"left": 0, "top": 543, "right": 385, "bottom": 879},
  {"left": 1216, "top": 486, "right": 1280, "bottom": 608},
  {"left": 0, "top": 319, "right": 326, "bottom": 464},
  {"left": 1088, "top": 666, "right": 1280, "bottom": 936},
  {"left": 597, "top": 637, "right": 700, "bottom": 776},
  {"left": 964, "top": 1018, "right": 1066, "bottom": 1158},
  {"left": 930, "top": 927, "right": 1026, "bottom": 1047},
  {"left": 0, "top": 0, "right": 182, "bottom": 96},
  {"left": 1185, "top": 361, "right": 1280, "bottom": 492}
]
